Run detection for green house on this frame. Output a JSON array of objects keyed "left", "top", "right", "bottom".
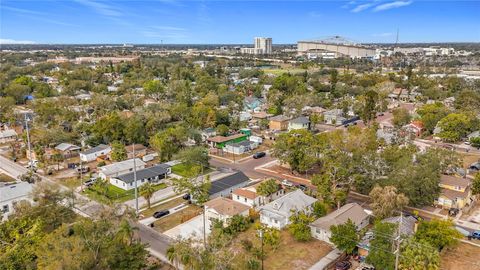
[{"left": 207, "top": 133, "right": 248, "bottom": 149}]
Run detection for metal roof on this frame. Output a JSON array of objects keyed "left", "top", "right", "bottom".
[
  {"left": 116, "top": 163, "right": 171, "bottom": 184},
  {"left": 80, "top": 144, "right": 110, "bottom": 155},
  {"left": 209, "top": 171, "right": 250, "bottom": 196}
]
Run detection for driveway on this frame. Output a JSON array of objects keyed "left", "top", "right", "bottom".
[{"left": 124, "top": 186, "right": 176, "bottom": 209}]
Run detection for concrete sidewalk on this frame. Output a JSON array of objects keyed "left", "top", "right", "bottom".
[{"left": 309, "top": 249, "right": 342, "bottom": 270}]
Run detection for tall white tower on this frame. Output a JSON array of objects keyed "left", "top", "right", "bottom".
[{"left": 254, "top": 37, "right": 272, "bottom": 54}]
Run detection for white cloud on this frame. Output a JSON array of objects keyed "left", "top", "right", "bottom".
[
  {"left": 373, "top": 1, "right": 413, "bottom": 12},
  {"left": 351, "top": 3, "right": 375, "bottom": 13},
  {"left": 74, "top": 0, "right": 122, "bottom": 17},
  {"left": 0, "top": 39, "right": 36, "bottom": 44}
]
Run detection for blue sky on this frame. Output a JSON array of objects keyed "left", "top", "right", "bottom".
[{"left": 1, "top": 0, "right": 479, "bottom": 44}]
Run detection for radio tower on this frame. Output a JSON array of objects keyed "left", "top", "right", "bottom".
[{"left": 395, "top": 28, "right": 399, "bottom": 46}]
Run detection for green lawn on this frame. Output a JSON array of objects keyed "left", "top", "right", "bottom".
[
  {"left": 263, "top": 68, "right": 307, "bottom": 75},
  {"left": 171, "top": 163, "right": 213, "bottom": 177},
  {"left": 84, "top": 182, "right": 167, "bottom": 204}
]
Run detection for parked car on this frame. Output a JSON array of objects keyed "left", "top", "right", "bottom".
[
  {"left": 153, "top": 210, "right": 170, "bottom": 218},
  {"left": 449, "top": 207, "right": 460, "bottom": 216},
  {"left": 253, "top": 152, "right": 266, "bottom": 159},
  {"left": 336, "top": 260, "right": 352, "bottom": 270},
  {"left": 182, "top": 193, "right": 191, "bottom": 200},
  {"left": 468, "top": 231, "right": 480, "bottom": 240},
  {"left": 281, "top": 179, "right": 293, "bottom": 187},
  {"left": 298, "top": 184, "right": 307, "bottom": 191},
  {"left": 83, "top": 178, "right": 97, "bottom": 187}
]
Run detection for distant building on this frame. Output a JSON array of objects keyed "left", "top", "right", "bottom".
[
  {"left": 79, "top": 144, "right": 111, "bottom": 162},
  {"left": 297, "top": 40, "right": 376, "bottom": 59},
  {"left": 241, "top": 37, "right": 273, "bottom": 55}
]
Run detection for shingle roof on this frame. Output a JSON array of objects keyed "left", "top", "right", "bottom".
[
  {"left": 207, "top": 133, "right": 246, "bottom": 143},
  {"left": 290, "top": 116, "right": 310, "bottom": 124},
  {"left": 209, "top": 171, "right": 250, "bottom": 196},
  {"left": 205, "top": 197, "right": 250, "bottom": 216},
  {"left": 383, "top": 216, "right": 417, "bottom": 236},
  {"left": 440, "top": 175, "right": 471, "bottom": 189},
  {"left": 100, "top": 158, "right": 146, "bottom": 176},
  {"left": 80, "top": 144, "right": 110, "bottom": 155},
  {"left": 116, "top": 163, "right": 171, "bottom": 184},
  {"left": 310, "top": 203, "right": 369, "bottom": 230},
  {"left": 0, "top": 182, "right": 33, "bottom": 203},
  {"left": 233, "top": 188, "right": 258, "bottom": 199},
  {"left": 269, "top": 115, "right": 291, "bottom": 122},
  {"left": 260, "top": 189, "right": 316, "bottom": 216},
  {"left": 55, "top": 143, "right": 80, "bottom": 152}
]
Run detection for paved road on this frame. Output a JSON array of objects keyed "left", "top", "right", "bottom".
[
  {"left": 209, "top": 152, "right": 275, "bottom": 179},
  {"left": 0, "top": 155, "right": 173, "bottom": 264},
  {"left": 124, "top": 186, "right": 176, "bottom": 210}
]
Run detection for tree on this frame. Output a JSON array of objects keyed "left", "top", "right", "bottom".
[
  {"left": 392, "top": 107, "right": 411, "bottom": 128},
  {"left": 176, "top": 146, "right": 210, "bottom": 170},
  {"left": 330, "top": 219, "right": 359, "bottom": 254},
  {"left": 223, "top": 215, "right": 251, "bottom": 235},
  {"left": 272, "top": 129, "right": 318, "bottom": 173},
  {"left": 91, "top": 112, "right": 125, "bottom": 143},
  {"left": 288, "top": 211, "right": 315, "bottom": 241},
  {"left": 399, "top": 238, "right": 440, "bottom": 270},
  {"left": 256, "top": 179, "right": 279, "bottom": 205},
  {"left": 366, "top": 222, "right": 396, "bottom": 270},
  {"left": 470, "top": 137, "right": 480, "bottom": 148},
  {"left": 472, "top": 173, "right": 480, "bottom": 196},
  {"left": 143, "top": 80, "right": 165, "bottom": 100},
  {"left": 149, "top": 125, "right": 188, "bottom": 162},
  {"left": 438, "top": 113, "right": 475, "bottom": 142},
  {"left": 312, "top": 201, "right": 328, "bottom": 218},
  {"left": 111, "top": 141, "right": 127, "bottom": 161},
  {"left": 417, "top": 103, "right": 450, "bottom": 134},
  {"left": 215, "top": 124, "right": 229, "bottom": 136},
  {"left": 369, "top": 185, "right": 409, "bottom": 219},
  {"left": 414, "top": 219, "right": 463, "bottom": 250},
  {"left": 140, "top": 182, "right": 156, "bottom": 209}
]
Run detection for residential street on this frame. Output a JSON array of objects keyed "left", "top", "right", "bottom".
[{"left": 209, "top": 152, "right": 275, "bottom": 179}]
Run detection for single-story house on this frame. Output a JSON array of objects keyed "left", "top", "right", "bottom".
[
  {"left": 110, "top": 163, "right": 171, "bottom": 190},
  {"left": 55, "top": 143, "right": 81, "bottom": 158},
  {"left": 0, "top": 129, "right": 17, "bottom": 144},
  {"left": 233, "top": 179, "right": 285, "bottom": 207},
  {"left": 125, "top": 144, "right": 147, "bottom": 159},
  {"left": 1, "top": 182, "right": 33, "bottom": 221},
  {"left": 208, "top": 171, "right": 251, "bottom": 199},
  {"left": 323, "top": 109, "right": 347, "bottom": 126},
  {"left": 249, "top": 135, "right": 263, "bottom": 144},
  {"left": 204, "top": 197, "right": 250, "bottom": 225},
  {"left": 288, "top": 116, "right": 311, "bottom": 131},
  {"left": 310, "top": 203, "right": 369, "bottom": 244},
  {"left": 269, "top": 115, "right": 291, "bottom": 131},
  {"left": 99, "top": 158, "right": 146, "bottom": 180},
  {"left": 259, "top": 189, "right": 316, "bottom": 229},
  {"left": 224, "top": 140, "right": 258, "bottom": 155},
  {"left": 207, "top": 133, "right": 248, "bottom": 149},
  {"left": 358, "top": 215, "right": 418, "bottom": 257},
  {"left": 402, "top": 121, "right": 424, "bottom": 137},
  {"left": 435, "top": 174, "right": 473, "bottom": 210},
  {"left": 79, "top": 144, "right": 111, "bottom": 162}
]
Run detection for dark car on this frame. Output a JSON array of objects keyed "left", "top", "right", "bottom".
[
  {"left": 468, "top": 231, "right": 480, "bottom": 240},
  {"left": 449, "top": 208, "right": 460, "bottom": 217},
  {"left": 298, "top": 184, "right": 307, "bottom": 191},
  {"left": 153, "top": 210, "right": 170, "bottom": 218},
  {"left": 335, "top": 260, "right": 352, "bottom": 270},
  {"left": 182, "top": 193, "right": 191, "bottom": 200},
  {"left": 253, "top": 152, "right": 266, "bottom": 159}
]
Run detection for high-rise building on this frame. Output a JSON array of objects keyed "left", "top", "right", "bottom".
[
  {"left": 254, "top": 37, "right": 272, "bottom": 54},
  {"left": 241, "top": 37, "right": 273, "bottom": 55}
]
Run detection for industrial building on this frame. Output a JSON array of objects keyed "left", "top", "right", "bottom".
[{"left": 297, "top": 37, "right": 376, "bottom": 59}]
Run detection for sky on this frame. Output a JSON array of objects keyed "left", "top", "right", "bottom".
[{"left": 1, "top": 0, "right": 479, "bottom": 44}]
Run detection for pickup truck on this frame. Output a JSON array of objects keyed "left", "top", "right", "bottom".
[{"left": 468, "top": 231, "right": 480, "bottom": 240}]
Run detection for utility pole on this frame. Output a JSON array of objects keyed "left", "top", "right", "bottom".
[
  {"left": 133, "top": 144, "right": 139, "bottom": 217},
  {"left": 24, "top": 114, "right": 32, "bottom": 171},
  {"left": 259, "top": 229, "right": 264, "bottom": 270},
  {"left": 394, "top": 211, "right": 403, "bottom": 270}
]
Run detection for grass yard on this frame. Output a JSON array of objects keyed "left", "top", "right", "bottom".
[
  {"left": 141, "top": 197, "right": 186, "bottom": 217},
  {"left": 57, "top": 176, "right": 82, "bottom": 189},
  {"left": 151, "top": 205, "right": 202, "bottom": 232},
  {"left": 263, "top": 68, "right": 307, "bottom": 76},
  {"left": 84, "top": 182, "right": 167, "bottom": 204},
  {"left": 441, "top": 242, "right": 480, "bottom": 270},
  {"left": 0, "top": 173, "right": 15, "bottom": 182},
  {"left": 462, "top": 153, "right": 480, "bottom": 168},
  {"left": 231, "top": 227, "right": 332, "bottom": 270},
  {"left": 171, "top": 163, "right": 213, "bottom": 177}
]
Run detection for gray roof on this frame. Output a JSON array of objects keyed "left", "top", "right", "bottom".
[
  {"left": 227, "top": 140, "right": 253, "bottom": 148},
  {"left": 80, "top": 144, "right": 110, "bottom": 155},
  {"left": 209, "top": 171, "right": 250, "bottom": 196},
  {"left": 383, "top": 216, "right": 418, "bottom": 236},
  {"left": 260, "top": 189, "right": 316, "bottom": 217},
  {"left": 116, "top": 164, "right": 171, "bottom": 184},
  {"left": 290, "top": 116, "right": 310, "bottom": 124},
  {"left": 310, "top": 203, "right": 369, "bottom": 230},
  {"left": 100, "top": 158, "right": 145, "bottom": 176},
  {"left": 55, "top": 143, "right": 80, "bottom": 152},
  {"left": 0, "top": 182, "right": 33, "bottom": 203}
]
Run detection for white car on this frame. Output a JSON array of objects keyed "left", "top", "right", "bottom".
[{"left": 282, "top": 179, "right": 293, "bottom": 187}]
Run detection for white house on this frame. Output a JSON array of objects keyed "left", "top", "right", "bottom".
[
  {"left": 288, "top": 116, "right": 310, "bottom": 131},
  {"left": 110, "top": 163, "right": 171, "bottom": 190},
  {"left": 99, "top": 158, "right": 146, "bottom": 180},
  {"left": 310, "top": 203, "right": 370, "bottom": 244},
  {"left": 232, "top": 180, "right": 285, "bottom": 207},
  {"left": 55, "top": 143, "right": 81, "bottom": 158},
  {"left": 204, "top": 197, "right": 250, "bottom": 225},
  {"left": 224, "top": 141, "right": 258, "bottom": 155},
  {"left": 79, "top": 144, "right": 111, "bottom": 162},
  {"left": 259, "top": 189, "right": 316, "bottom": 229},
  {"left": 0, "top": 182, "right": 33, "bottom": 221},
  {"left": 0, "top": 129, "right": 17, "bottom": 144}
]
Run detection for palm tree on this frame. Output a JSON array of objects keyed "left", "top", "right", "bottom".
[
  {"left": 116, "top": 219, "right": 137, "bottom": 245},
  {"left": 140, "top": 182, "right": 156, "bottom": 209}
]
